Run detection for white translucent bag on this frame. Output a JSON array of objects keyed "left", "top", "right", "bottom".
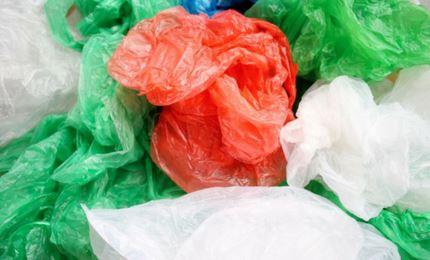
[
  {"left": 281, "top": 66, "right": 430, "bottom": 220},
  {"left": 84, "top": 187, "right": 399, "bottom": 260},
  {"left": 0, "top": 0, "right": 79, "bottom": 145}
]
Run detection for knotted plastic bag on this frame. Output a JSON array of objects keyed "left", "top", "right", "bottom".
[
  {"left": 0, "top": 0, "right": 79, "bottom": 145},
  {"left": 0, "top": 33, "right": 183, "bottom": 259},
  {"left": 281, "top": 65, "right": 430, "bottom": 221},
  {"left": 246, "top": 0, "right": 430, "bottom": 81},
  {"left": 85, "top": 186, "right": 399, "bottom": 260},
  {"left": 108, "top": 7, "right": 297, "bottom": 192}
]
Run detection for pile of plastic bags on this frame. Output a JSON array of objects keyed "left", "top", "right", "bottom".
[{"left": 1, "top": 0, "right": 430, "bottom": 259}]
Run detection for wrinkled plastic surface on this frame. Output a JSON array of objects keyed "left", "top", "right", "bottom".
[
  {"left": 281, "top": 65, "right": 430, "bottom": 220},
  {"left": 305, "top": 180, "right": 430, "bottom": 260},
  {"left": 108, "top": 7, "right": 297, "bottom": 192},
  {"left": 45, "top": 0, "right": 257, "bottom": 51},
  {"left": 246, "top": 0, "right": 430, "bottom": 81},
  {"left": 0, "top": 33, "right": 183, "bottom": 259},
  {"left": 45, "top": 0, "right": 178, "bottom": 50},
  {"left": 370, "top": 209, "right": 430, "bottom": 260},
  {"left": 85, "top": 186, "right": 399, "bottom": 260},
  {"left": 0, "top": 0, "right": 80, "bottom": 145}
]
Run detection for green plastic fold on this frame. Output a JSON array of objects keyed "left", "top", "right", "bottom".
[
  {"left": 44, "top": 0, "right": 179, "bottom": 51},
  {"left": 246, "top": 0, "right": 430, "bottom": 81},
  {"left": 0, "top": 33, "right": 183, "bottom": 259}
]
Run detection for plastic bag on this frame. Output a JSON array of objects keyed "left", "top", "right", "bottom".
[
  {"left": 370, "top": 209, "right": 430, "bottom": 260},
  {"left": 246, "top": 0, "right": 430, "bottom": 81},
  {"left": 182, "top": 0, "right": 256, "bottom": 15},
  {"left": 305, "top": 180, "right": 430, "bottom": 260},
  {"left": 107, "top": 7, "right": 297, "bottom": 192},
  {"left": 281, "top": 65, "right": 430, "bottom": 220},
  {"left": 44, "top": 0, "right": 257, "bottom": 51},
  {"left": 85, "top": 186, "right": 399, "bottom": 260},
  {"left": 0, "top": 0, "right": 80, "bottom": 145},
  {"left": 0, "top": 33, "right": 183, "bottom": 259}
]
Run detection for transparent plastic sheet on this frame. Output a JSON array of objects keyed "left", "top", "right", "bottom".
[
  {"left": 108, "top": 7, "right": 297, "bottom": 192},
  {"left": 44, "top": 0, "right": 257, "bottom": 51},
  {"left": 246, "top": 0, "right": 430, "bottom": 81},
  {"left": 0, "top": 0, "right": 80, "bottom": 146},
  {"left": 85, "top": 186, "right": 399, "bottom": 260},
  {"left": 0, "top": 33, "right": 184, "bottom": 259},
  {"left": 281, "top": 66, "right": 430, "bottom": 220}
]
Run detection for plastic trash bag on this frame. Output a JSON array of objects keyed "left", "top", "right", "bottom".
[
  {"left": 108, "top": 7, "right": 297, "bottom": 192},
  {"left": 246, "top": 0, "right": 430, "bottom": 81},
  {"left": 0, "top": 33, "right": 183, "bottom": 259},
  {"left": 305, "top": 180, "right": 430, "bottom": 260},
  {"left": 85, "top": 186, "right": 400, "bottom": 260},
  {"left": 0, "top": 0, "right": 80, "bottom": 145},
  {"left": 44, "top": 0, "right": 257, "bottom": 51},
  {"left": 281, "top": 65, "right": 430, "bottom": 221}
]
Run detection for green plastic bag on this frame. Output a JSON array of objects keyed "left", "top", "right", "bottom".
[
  {"left": 0, "top": 33, "right": 184, "bottom": 259},
  {"left": 306, "top": 181, "right": 430, "bottom": 260},
  {"left": 246, "top": 0, "right": 430, "bottom": 81},
  {"left": 45, "top": 0, "right": 179, "bottom": 50}
]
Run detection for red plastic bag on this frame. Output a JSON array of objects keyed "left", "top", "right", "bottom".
[{"left": 108, "top": 7, "right": 297, "bottom": 192}]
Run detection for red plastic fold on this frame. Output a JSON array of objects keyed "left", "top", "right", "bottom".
[{"left": 108, "top": 7, "right": 297, "bottom": 192}]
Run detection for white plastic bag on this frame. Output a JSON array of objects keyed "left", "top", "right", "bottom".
[
  {"left": 84, "top": 187, "right": 399, "bottom": 260},
  {"left": 281, "top": 66, "right": 430, "bottom": 220},
  {"left": 0, "top": 0, "right": 79, "bottom": 145}
]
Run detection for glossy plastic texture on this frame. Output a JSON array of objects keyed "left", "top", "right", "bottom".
[
  {"left": 44, "top": 0, "right": 257, "bottom": 51},
  {"left": 0, "top": 0, "right": 80, "bottom": 145},
  {"left": 246, "top": 0, "right": 430, "bottom": 81},
  {"left": 281, "top": 66, "right": 430, "bottom": 221},
  {"left": 108, "top": 7, "right": 297, "bottom": 192},
  {"left": 0, "top": 33, "right": 183, "bottom": 259},
  {"left": 85, "top": 186, "right": 399, "bottom": 260}
]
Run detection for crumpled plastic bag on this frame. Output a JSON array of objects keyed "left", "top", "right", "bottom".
[
  {"left": 45, "top": 0, "right": 257, "bottom": 51},
  {"left": 107, "top": 7, "right": 297, "bottom": 192},
  {"left": 246, "top": 0, "right": 430, "bottom": 81},
  {"left": 0, "top": 0, "right": 80, "bottom": 145},
  {"left": 305, "top": 180, "right": 430, "bottom": 260},
  {"left": 85, "top": 186, "right": 400, "bottom": 260},
  {"left": 281, "top": 65, "right": 430, "bottom": 221},
  {"left": 0, "top": 33, "right": 183, "bottom": 259}
]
